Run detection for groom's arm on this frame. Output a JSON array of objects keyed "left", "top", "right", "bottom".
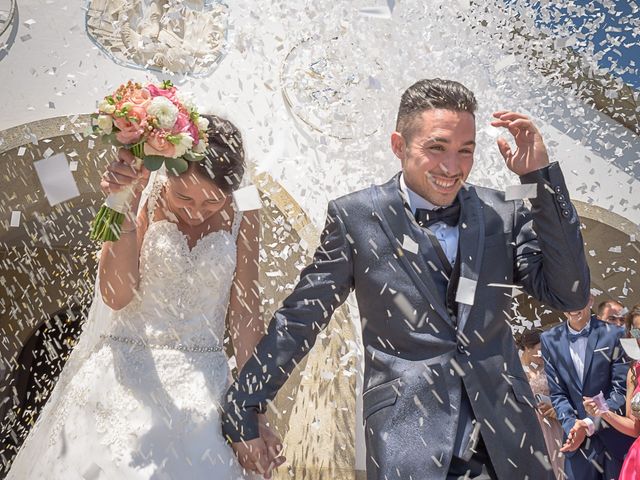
[
  {"left": 513, "top": 162, "right": 590, "bottom": 311},
  {"left": 222, "top": 199, "right": 354, "bottom": 442}
]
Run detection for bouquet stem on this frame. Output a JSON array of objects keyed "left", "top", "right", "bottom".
[{"left": 89, "top": 143, "right": 144, "bottom": 242}]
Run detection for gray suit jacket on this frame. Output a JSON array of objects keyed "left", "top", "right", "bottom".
[{"left": 223, "top": 162, "right": 590, "bottom": 480}]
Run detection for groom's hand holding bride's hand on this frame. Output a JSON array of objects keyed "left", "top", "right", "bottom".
[
  {"left": 491, "top": 111, "right": 550, "bottom": 176},
  {"left": 231, "top": 414, "right": 285, "bottom": 478}
]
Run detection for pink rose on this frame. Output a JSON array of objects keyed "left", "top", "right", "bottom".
[
  {"left": 147, "top": 84, "right": 178, "bottom": 103},
  {"left": 144, "top": 132, "right": 176, "bottom": 158},
  {"left": 113, "top": 105, "right": 148, "bottom": 131},
  {"left": 172, "top": 112, "right": 191, "bottom": 134},
  {"left": 127, "top": 87, "right": 151, "bottom": 106},
  {"left": 115, "top": 126, "right": 145, "bottom": 145},
  {"left": 187, "top": 121, "right": 200, "bottom": 146}
]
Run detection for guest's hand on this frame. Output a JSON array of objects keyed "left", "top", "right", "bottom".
[
  {"left": 491, "top": 111, "right": 549, "bottom": 176},
  {"left": 560, "top": 419, "right": 588, "bottom": 453},
  {"left": 537, "top": 402, "right": 556, "bottom": 419},
  {"left": 583, "top": 396, "right": 604, "bottom": 417}
]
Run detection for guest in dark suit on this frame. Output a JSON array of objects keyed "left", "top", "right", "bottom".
[
  {"left": 223, "top": 78, "right": 590, "bottom": 480},
  {"left": 541, "top": 296, "right": 633, "bottom": 480}
]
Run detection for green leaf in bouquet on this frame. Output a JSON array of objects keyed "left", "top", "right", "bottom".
[
  {"left": 144, "top": 155, "right": 165, "bottom": 171},
  {"left": 165, "top": 157, "right": 189, "bottom": 175},
  {"left": 184, "top": 151, "right": 205, "bottom": 162}
]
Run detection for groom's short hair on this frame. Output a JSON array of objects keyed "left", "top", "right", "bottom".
[{"left": 396, "top": 78, "right": 477, "bottom": 140}]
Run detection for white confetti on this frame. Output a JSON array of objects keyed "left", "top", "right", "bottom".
[
  {"left": 69, "top": 160, "right": 79, "bottom": 172},
  {"left": 33, "top": 153, "right": 80, "bottom": 206},
  {"left": 456, "top": 277, "right": 477, "bottom": 305},
  {"left": 402, "top": 234, "right": 419, "bottom": 254},
  {"left": 232, "top": 185, "right": 262, "bottom": 211},
  {"left": 358, "top": 6, "right": 392, "bottom": 19},
  {"left": 505, "top": 184, "right": 537, "bottom": 201},
  {"left": 620, "top": 339, "right": 640, "bottom": 361},
  {"left": 10, "top": 211, "right": 21, "bottom": 227}
]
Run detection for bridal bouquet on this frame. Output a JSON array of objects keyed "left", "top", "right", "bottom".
[{"left": 89, "top": 80, "right": 209, "bottom": 241}]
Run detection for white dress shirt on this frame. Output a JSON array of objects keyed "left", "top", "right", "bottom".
[
  {"left": 399, "top": 173, "right": 459, "bottom": 265},
  {"left": 567, "top": 322, "right": 596, "bottom": 436}
]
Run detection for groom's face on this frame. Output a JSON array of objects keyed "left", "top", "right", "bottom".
[{"left": 391, "top": 108, "right": 476, "bottom": 206}]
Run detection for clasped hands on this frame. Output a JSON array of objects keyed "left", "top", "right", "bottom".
[{"left": 230, "top": 414, "right": 286, "bottom": 478}]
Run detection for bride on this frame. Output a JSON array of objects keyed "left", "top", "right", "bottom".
[{"left": 7, "top": 115, "right": 283, "bottom": 479}]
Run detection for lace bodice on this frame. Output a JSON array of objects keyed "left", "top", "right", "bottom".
[{"left": 109, "top": 175, "right": 242, "bottom": 350}]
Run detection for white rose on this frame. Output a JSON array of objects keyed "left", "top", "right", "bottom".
[
  {"left": 172, "top": 132, "right": 194, "bottom": 158},
  {"left": 98, "top": 99, "right": 116, "bottom": 114},
  {"left": 197, "top": 116, "right": 210, "bottom": 132},
  {"left": 192, "top": 139, "right": 207, "bottom": 154},
  {"left": 176, "top": 90, "right": 196, "bottom": 113},
  {"left": 96, "top": 114, "right": 113, "bottom": 135},
  {"left": 147, "top": 96, "right": 179, "bottom": 130}
]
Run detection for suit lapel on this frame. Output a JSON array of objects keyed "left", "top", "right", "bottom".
[
  {"left": 582, "top": 317, "right": 601, "bottom": 385},
  {"left": 455, "top": 185, "right": 485, "bottom": 333},
  {"left": 371, "top": 175, "right": 453, "bottom": 328}
]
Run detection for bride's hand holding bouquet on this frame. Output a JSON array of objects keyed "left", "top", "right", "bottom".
[{"left": 90, "top": 80, "right": 209, "bottom": 241}]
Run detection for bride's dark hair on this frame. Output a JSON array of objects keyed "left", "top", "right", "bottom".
[{"left": 190, "top": 114, "right": 245, "bottom": 192}]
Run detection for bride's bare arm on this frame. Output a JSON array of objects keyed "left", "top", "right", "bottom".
[
  {"left": 228, "top": 210, "right": 262, "bottom": 371},
  {"left": 98, "top": 149, "right": 150, "bottom": 310}
]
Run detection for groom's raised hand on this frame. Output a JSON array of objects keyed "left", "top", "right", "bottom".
[{"left": 491, "top": 111, "right": 550, "bottom": 176}]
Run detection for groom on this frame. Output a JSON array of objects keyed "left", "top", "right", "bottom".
[{"left": 223, "top": 78, "right": 590, "bottom": 479}]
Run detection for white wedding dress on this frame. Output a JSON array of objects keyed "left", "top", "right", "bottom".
[{"left": 7, "top": 175, "right": 255, "bottom": 479}]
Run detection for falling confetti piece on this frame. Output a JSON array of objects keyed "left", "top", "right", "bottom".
[
  {"left": 33, "top": 153, "right": 80, "bottom": 206},
  {"left": 620, "top": 338, "right": 640, "bottom": 360},
  {"left": 402, "top": 235, "right": 419, "bottom": 254},
  {"left": 456, "top": 277, "right": 477, "bottom": 305},
  {"left": 505, "top": 184, "right": 538, "bottom": 201},
  {"left": 233, "top": 185, "right": 262, "bottom": 211},
  {"left": 10, "top": 211, "right": 21, "bottom": 227}
]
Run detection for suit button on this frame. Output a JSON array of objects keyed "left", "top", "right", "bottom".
[
  {"left": 557, "top": 194, "right": 565, "bottom": 202},
  {"left": 554, "top": 186, "right": 562, "bottom": 194},
  {"left": 457, "top": 344, "right": 466, "bottom": 354},
  {"left": 560, "top": 201, "right": 568, "bottom": 209},
  {"left": 562, "top": 210, "right": 570, "bottom": 217}
]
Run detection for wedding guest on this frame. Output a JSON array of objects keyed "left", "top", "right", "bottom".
[
  {"left": 584, "top": 304, "right": 640, "bottom": 480},
  {"left": 541, "top": 295, "right": 633, "bottom": 479},
  {"left": 518, "top": 329, "right": 564, "bottom": 479},
  {"left": 597, "top": 299, "right": 626, "bottom": 327}
]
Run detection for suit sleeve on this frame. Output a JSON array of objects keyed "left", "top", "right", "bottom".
[
  {"left": 541, "top": 334, "right": 576, "bottom": 437},
  {"left": 222, "top": 200, "right": 354, "bottom": 442},
  {"left": 513, "top": 162, "right": 590, "bottom": 311}
]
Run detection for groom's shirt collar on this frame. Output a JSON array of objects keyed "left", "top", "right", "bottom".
[{"left": 399, "top": 173, "right": 440, "bottom": 214}]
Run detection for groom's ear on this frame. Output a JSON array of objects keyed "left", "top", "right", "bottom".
[{"left": 391, "top": 131, "right": 406, "bottom": 161}]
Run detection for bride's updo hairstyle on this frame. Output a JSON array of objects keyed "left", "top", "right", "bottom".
[{"left": 191, "top": 114, "right": 245, "bottom": 193}]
